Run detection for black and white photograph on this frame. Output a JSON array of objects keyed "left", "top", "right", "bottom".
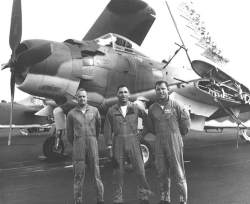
[{"left": 1, "top": 1, "right": 250, "bottom": 204}]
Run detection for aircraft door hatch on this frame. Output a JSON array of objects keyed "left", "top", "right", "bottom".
[
  {"left": 192, "top": 60, "right": 250, "bottom": 105},
  {"left": 78, "top": 56, "right": 108, "bottom": 108},
  {"left": 196, "top": 79, "right": 250, "bottom": 105},
  {"left": 125, "top": 55, "right": 136, "bottom": 75},
  {"left": 192, "top": 60, "right": 239, "bottom": 85}
]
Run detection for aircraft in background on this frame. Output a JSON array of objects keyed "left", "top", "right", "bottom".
[
  {"left": 0, "top": 96, "right": 53, "bottom": 135},
  {"left": 2, "top": 0, "right": 250, "bottom": 166}
]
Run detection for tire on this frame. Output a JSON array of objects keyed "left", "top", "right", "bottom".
[
  {"left": 140, "top": 138, "right": 153, "bottom": 169},
  {"left": 43, "top": 136, "right": 64, "bottom": 158}
]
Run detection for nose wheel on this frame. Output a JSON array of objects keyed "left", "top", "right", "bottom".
[{"left": 43, "top": 136, "right": 65, "bottom": 158}]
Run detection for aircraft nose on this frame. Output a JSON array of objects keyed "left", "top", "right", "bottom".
[
  {"left": 16, "top": 43, "right": 52, "bottom": 69},
  {"left": 13, "top": 40, "right": 53, "bottom": 85},
  {"left": 4, "top": 41, "right": 52, "bottom": 75}
]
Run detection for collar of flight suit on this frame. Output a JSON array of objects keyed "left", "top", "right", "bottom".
[
  {"left": 75, "top": 104, "right": 91, "bottom": 112},
  {"left": 154, "top": 98, "right": 175, "bottom": 116},
  {"left": 155, "top": 97, "right": 170, "bottom": 107},
  {"left": 114, "top": 101, "right": 134, "bottom": 116}
]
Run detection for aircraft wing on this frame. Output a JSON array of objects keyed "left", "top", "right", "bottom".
[
  {"left": 204, "top": 112, "right": 250, "bottom": 142},
  {"left": 0, "top": 101, "right": 53, "bottom": 128},
  {"left": 205, "top": 112, "right": 250, "bottom": 128},
  {"left": 83, "top": 0, "right": 156, "bottom": 45},
  {"left": 24, "top": 107, "right": 42, "bottom": 114},
  {"left": 190, "top": 60, "right": 250, "bottom": 120},
  {"left": 207, "top": 104, "right": 250, "bottom": 120},
  {"left": 168, "top": 66, "right": 250, "bottom": 131}
]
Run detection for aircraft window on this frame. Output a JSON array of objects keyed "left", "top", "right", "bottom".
[
  {"left": 126, "top": 41, "right": 132, "bottom": 48},
  {"left": 95, "top": 34, "right": 113, "bottom": 47},
  {"left": 115, "top": 37, "right": 126, "bottom": 47},
  {"left": 94, "top": 33, "right": 148, "bottom": 57},
  {"left": 125, "top": 41, "right": 133, "bottom": 52},
  {"left": 114, "top": 37, "right": 133, "bottom": 53}
]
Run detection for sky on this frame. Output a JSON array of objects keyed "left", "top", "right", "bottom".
[{"left": 1, "top": 0, "right": 250, "bottom": 102}]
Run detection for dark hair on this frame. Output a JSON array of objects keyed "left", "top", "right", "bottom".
[
  {"left": 76, "top": 88, "right": 86, "bottom": 95},
  {"left": 155, "top": 81, "right": 169, "bottom": 89},
  {"left": 117, "top": 84, "right": 130, "bottom": 92}
]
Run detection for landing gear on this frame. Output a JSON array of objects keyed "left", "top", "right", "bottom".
[
  {"left": 140, "top": 138, "right": 154, "bottom": 169},
  {"left": 42, "top": 107, "right": 67, "bottom": 158},
  {"left": 43, "top": 136, "right": 65, "bottom": 158},
  {"left": 239, "top": 129, "right": 250, "bottom": 142}
]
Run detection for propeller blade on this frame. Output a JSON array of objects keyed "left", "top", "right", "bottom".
[
  {"left": 8, "top": 72, "right": 16, "bottom": 145},
  {"left": 1, "top": 63, "right": 9, "bottom": 70},
  {"left": 9, "top": 0, "right": 22, "bottom": 53},
  {"left": 7, "top": 0, "right": 22, "bottom": 145},
  {"left": 17, "top": 43, "right": 53, "bottom": 67}
]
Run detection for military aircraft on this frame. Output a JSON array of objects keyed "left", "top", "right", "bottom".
[
  {"left": 2, "top": 0, "right": 250, "bottom": 167},
  {"left": 0, "top": 96, "right": 53, "bottom": 135}
]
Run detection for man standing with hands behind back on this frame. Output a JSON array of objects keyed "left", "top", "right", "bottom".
[
  {"left": 104, "top": 84, "right": 150, "bottom": 204},
  {"left": 66, "top": 88, "right": 104, "bottom": 204},
  {"left": 148, "top": 81, "right": 191, "bottom": 204}
]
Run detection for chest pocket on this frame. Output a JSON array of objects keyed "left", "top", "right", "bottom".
[
  {"left": 153, "top": 105, "right": 179, "bottom": 133},
  {"left": 152, "top": 103, "right": 173, "bottom": 121},
  {"left": 127, "top": 110, "right": 138, "bottom": 133},
  {"left": 166, "top": 107, "right": 179, "bottom": 132},
  {"left": 126, "top": 107, "right": 137, "bottom": 123},
  {"left": 112, "top": 106, "right": 138, "bottom": 135},
  {"left": 73, "top": 117, "right": 82, "bottom": 128},
  {"left": 152, "top": 108, "right": 174, "bottom": 122},
  {"left": 162, "top": 108, "right": 174, "bottom": 120},
  {"left": 85, "top": 112, "right": 94, "bottom": 124},
  {"left": 112, "top": 111, "right": 123, "bottom": 135},
  {"left": 113, "top": 113, "right": 123, "bottom": 123}
]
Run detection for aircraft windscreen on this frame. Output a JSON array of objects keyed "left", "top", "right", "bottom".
[
  {"left": 113, "top": 34, "right": 147, "bottom": 57},
  {"left": 95, "top": 33, "right": 148, "bottom": 57},
  {"left": 94, "top": 34, "right": 113, "bottom": 47}
]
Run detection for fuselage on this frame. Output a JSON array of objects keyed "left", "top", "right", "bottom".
[
  {"left": 15, "top": 34, "right": 199, "bottom": 113},
  {"left": 14, "top": 33, "right": 250, "bottom": 122}
]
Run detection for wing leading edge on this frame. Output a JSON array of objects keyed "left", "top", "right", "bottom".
[{"left": 83, "top": 0, "right": 156, "bottom": 46}]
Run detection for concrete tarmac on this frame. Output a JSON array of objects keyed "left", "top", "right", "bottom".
[{"left": 1, "top": 128, "right": 250, "bottom": 204}]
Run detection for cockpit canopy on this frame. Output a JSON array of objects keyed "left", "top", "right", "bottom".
[{"left": 94, "top": 33, "right": 148, "bottom": 58}]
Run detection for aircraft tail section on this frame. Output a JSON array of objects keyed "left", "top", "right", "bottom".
[{"left": 83, "top": 0, "right": 156, "bottom": 46}]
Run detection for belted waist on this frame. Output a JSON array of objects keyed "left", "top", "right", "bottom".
[
  {"left": 114, "top": 133, "right": 136, "bottom": 137},
  {"left": 156, "top": 129, "right": 180, "bottom": 134},
  {"left": 75, "top": 134, "right": 96, "bottom": 138}
]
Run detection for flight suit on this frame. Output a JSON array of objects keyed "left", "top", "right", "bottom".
[
  {"left": 148, "top": 99, "right": 190, "bottom": 203},
  {"left": 104, "top": 101, "right": 150, "bottom": 203},
  {"left": 67, "top": 105, "right": 104, "bottom": 204}
]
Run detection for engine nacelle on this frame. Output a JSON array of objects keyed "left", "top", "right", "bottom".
[{"left": 16, "top": 40, "right": 82, "bottom": 107}]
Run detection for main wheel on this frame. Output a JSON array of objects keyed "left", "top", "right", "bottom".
[
  {"left": 140, "top": 138, "right": 153, "bottom": 169},
  {"left": 43, "top": 136, "right": 64, "bottom": 158}
]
